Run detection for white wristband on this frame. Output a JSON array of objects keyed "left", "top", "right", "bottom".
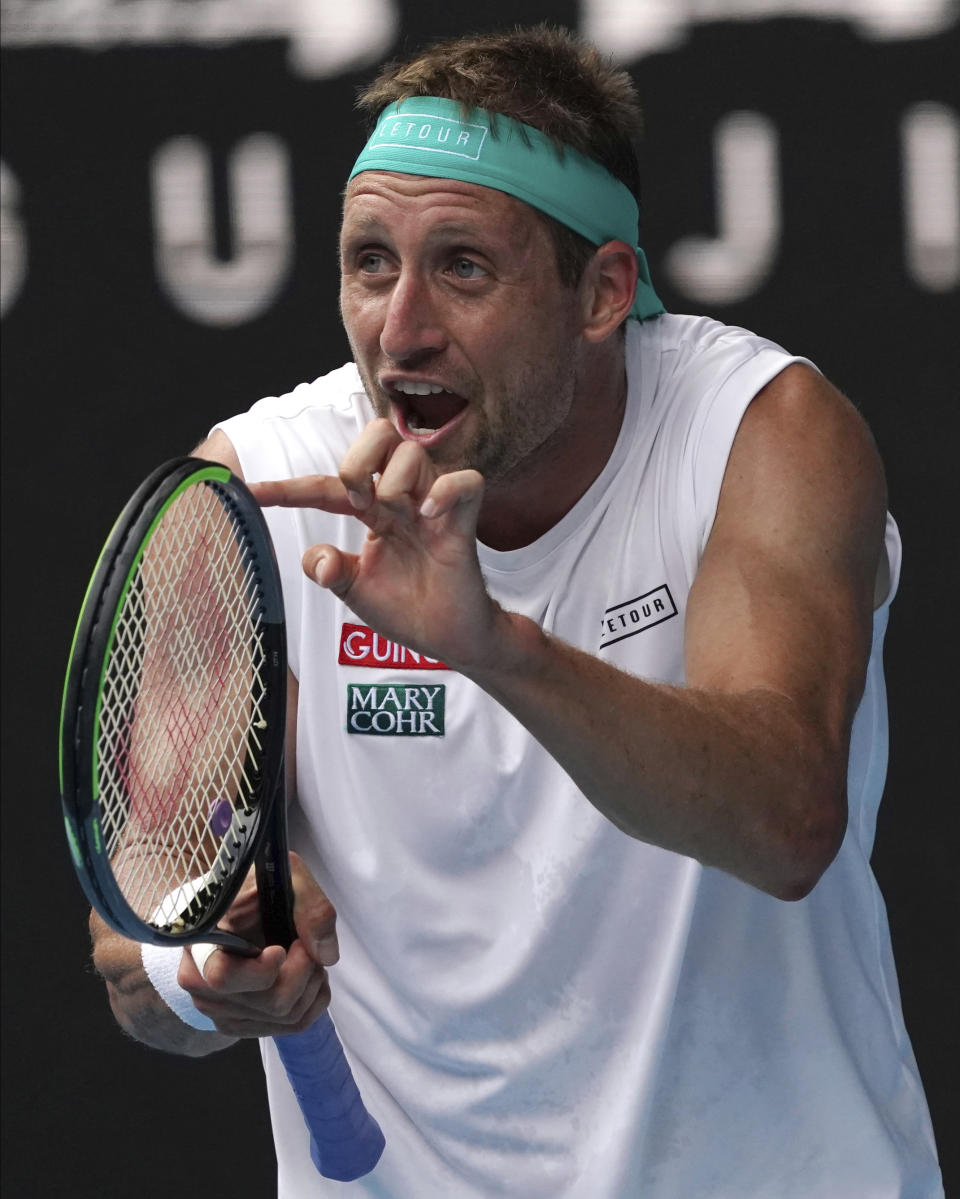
[
  {"left": 142, "top": 876, "right": 221, "bottom": 1032},
  {"left": 141, "top": 941, "right": 218, "bottom": 1032}
]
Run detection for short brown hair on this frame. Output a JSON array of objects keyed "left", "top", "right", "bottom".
[{"left": 357, "top": 25, "right": 644, "bottom": 288}]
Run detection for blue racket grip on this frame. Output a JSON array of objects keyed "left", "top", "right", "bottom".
[{"left": 273, "top": 1011, "right": 385, "bottom": 1181}]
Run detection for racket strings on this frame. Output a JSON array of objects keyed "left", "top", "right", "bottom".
[{"left": 96, "top": 483, "right": 271, "bottom": 929}]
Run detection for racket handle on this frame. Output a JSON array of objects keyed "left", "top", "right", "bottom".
[{"left": 273, "top": 1012, "right": 385, "bottom": 1181}]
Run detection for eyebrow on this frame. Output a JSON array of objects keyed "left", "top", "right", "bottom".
[
  {"left": 339, "top": 217, "right": 533, "bottom": 261},
  {"left": 341, "top": 216, "right": 490, "bottom": 240}
]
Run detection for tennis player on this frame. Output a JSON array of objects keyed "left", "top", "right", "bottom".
[{"left": 91, "top": 25, "right": 943, "bottom": 1198}]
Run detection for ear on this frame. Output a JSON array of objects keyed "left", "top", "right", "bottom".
[{"left": 579, "top": 241, "right": 638, "bottom": 342}]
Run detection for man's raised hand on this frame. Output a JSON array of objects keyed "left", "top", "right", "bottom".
[{"left": 250, "top": 419, "right": 498, "bottom": 672}]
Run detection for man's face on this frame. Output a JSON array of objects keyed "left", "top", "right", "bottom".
[{"left": 339, "top": 172, "right": 590, "bottom": 486}]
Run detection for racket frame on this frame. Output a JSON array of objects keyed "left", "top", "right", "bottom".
[{"left": 59, "top": 458, "right": 287, "bottom": 949}]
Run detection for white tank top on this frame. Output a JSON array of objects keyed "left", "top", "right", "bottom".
[{"left": 215, "top": 315, "right": 941, "bottom": 1198}]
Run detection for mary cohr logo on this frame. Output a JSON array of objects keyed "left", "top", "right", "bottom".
[{"left": 346, "top": 683, "right": 446, "bottom": 736}]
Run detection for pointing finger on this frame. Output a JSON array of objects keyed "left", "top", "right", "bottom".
[{"left": 249, "top": 475, "right": 354, "bottom": 515}]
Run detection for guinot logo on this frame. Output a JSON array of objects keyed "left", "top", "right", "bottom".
[{"left": 338, "top": 623, "right": 449, "bottom": 671}]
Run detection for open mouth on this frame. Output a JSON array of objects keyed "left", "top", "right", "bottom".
[{"left": 389, "top": 380, "right": 469, "bottom": 439}]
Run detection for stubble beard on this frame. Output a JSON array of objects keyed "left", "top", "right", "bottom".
[{"left": 468, "top": 353, "right": 581, "bottom": 486}]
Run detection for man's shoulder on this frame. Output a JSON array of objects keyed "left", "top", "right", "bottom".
[
  {"left": 627, "top": 314, "right": 811, "bottom": 440},
  {"left": 631, "top": 313, "right": 793, "bottom": 376},
  {"left": 243, "top": 361, "right": 368, "bottom": 424},
  {"left": 214, "top": 361, "right": 372, "bottom": 478}
]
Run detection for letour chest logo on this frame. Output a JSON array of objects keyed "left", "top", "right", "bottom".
[{"left": 599, "top": 584, "right": 678, "bottom": 650}]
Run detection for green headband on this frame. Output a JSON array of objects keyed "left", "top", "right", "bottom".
[{"left": 349, "top": 97, "right": 665, "bottom": 322}]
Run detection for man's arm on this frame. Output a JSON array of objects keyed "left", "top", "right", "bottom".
[
  {"left": 464, "top": 365, "right": 885, "bottom": 898},
  {"left": 254, "top": 364, "right": 887, "bottom": 901},
  {"left": 89, "top": 431, "right": 338, "bottom": 1054}
]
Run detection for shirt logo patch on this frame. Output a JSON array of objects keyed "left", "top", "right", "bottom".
[
  {"left": 599, "top": 585, "right": 678, "bottom": 650},
  {"left": 338, "top": 623, "right": 448, "bottom": 671},
  {"left": 347, "top": 684, "right": 446, "bottom": 736}
]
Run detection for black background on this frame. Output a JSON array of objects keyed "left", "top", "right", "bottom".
[{"left": 2, "top": 8, "right": 958, "bottom": 1195}]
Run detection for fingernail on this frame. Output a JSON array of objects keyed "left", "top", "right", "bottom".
[
  {"left": 315, "top": 935, "right": 339, "bottom": 965},
  {"left": 312, "top": 553, "right": 327, "bottom": 583},
  {"left": 420, "top": 497, "right": 438, "bottom": 518},
  {"left": 347, "top": 488, "right": 366, "bottom": 509}
]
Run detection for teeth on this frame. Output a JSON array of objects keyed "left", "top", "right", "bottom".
[{"left": 393, "top": 381, "right": 449, "bottom": 396}]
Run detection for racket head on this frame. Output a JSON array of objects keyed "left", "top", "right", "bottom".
[{"left": 59, "top": 458, "right": 287, "bottom": 946}]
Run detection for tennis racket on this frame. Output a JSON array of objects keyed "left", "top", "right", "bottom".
[{"left": 59, "top": 456, "right": 385, "bottom": 1182}]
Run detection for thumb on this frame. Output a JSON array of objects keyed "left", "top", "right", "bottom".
[
  {"left": 288, "top": 852, "right": 340, "bottom": 967},
  {"left": 302, "top": 544, "right": 359, "bottom": 600}
]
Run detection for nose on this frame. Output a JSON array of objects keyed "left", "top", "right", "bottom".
[{"left": 379, "top": 269, "right": 447, "bottom": 364}]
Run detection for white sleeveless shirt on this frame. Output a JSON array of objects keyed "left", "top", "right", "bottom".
[{"left": 215, "top": 315, "right": 941, "bottom": 1198}]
